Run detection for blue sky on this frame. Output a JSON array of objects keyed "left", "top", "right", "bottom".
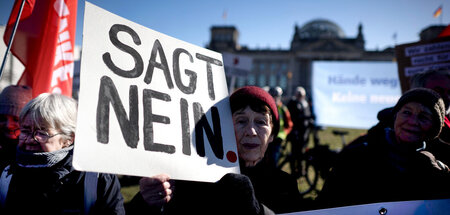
[{"left": 0, "top": 0, "right": 448, "bottom": 51}]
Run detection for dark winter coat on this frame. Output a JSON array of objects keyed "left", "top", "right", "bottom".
[
  {"left": 240, "top": 159, "right": 302, "bottom": 213},
  {"left": 428, "top": 117, "right": 450, "bottom": 166},
  {"left": 126, "top": 159, "right": 302, "bottom": 215},
  {"left": 287, "top": 98, "right": 313, "bottom": 130},
  {"left": 0, "top": 137, "right": 18, "bottom": 172},
  {"left": 317, "top": 127, "right": 450, "bottom": 209},
  {"left": 0, "top": 150, "right": 125, "bottom": 215}
]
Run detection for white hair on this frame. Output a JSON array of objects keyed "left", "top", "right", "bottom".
[{"left": 19, "top": 93, "right": 77, "bottom": 138}]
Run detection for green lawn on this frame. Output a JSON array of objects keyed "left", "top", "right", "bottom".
[
  {"left": 315, "top": 126, "right": 367, "bottom": 150},
  {"left": 120, "top": 184, "right": 140, "bottom": 203},
  {"left": 297, "top": 126, "right": 366, "bottom": 199}
]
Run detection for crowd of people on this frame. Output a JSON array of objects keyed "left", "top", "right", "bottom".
[{"left": 0, "top": 69, "right": 449, "bottom": 214}]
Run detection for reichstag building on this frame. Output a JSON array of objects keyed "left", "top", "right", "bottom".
[{"left": 207, "top": 19, "right": 395, "bottom": 97}]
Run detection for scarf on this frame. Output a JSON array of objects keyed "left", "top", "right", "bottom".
[
  {"left": 15, "top": 146, "right": 73, "bottom": 168},
  {"left": 384, "top": 128, "right": 427, "bottom": 172}
]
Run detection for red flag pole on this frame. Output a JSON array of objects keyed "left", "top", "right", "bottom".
[{"left": 0, "top": 0, "right": 27, "bottom": 81}]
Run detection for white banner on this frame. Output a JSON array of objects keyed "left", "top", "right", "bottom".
[
  {"left": 312, "top": 61, "right": 401, "bottom": 129},
  {"left": 282, "top": 199, "right": 450, "bottom": 215},
  {"left": 73, "top": 2, "right": 240, "bottom": 182},
  {"left": 222, "top": 52, "right": 253, "bottom": 72}
]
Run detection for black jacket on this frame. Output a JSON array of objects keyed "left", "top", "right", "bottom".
[
  {"left": 0, "top": 150, "right": 125, "bottom": 215},
  {"left": 317, "top": 127, "right": 450, "bottom": 209},
  {"left": 126, "top": 159, "right": 302, "bottom": 215},
  {"left": 0, "top": 137, "right": 18, "bottom": 172},
  {"left": 240, "top": 159, "right": 302, "bottom": 213}
]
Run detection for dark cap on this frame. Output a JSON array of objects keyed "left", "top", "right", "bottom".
[
  {"left": 393, "top": 88, "right": 445, "bottom": 140},
  {"left": 0, "top": 85, "right": 32, "bottom": 117}
]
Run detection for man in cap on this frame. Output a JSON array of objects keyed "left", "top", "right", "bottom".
[
  {"left": 286, "top": 86, "right": 314, "bottom": 175},
  {"left": 0, "top": 85, "right": 32, "bottom": 170}
]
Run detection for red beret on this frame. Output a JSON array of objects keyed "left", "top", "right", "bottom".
[{"left": 229, "top": 86, "right": 279, "bottom": 137}]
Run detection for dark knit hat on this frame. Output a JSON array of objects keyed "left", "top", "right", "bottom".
[
  {"left": 0, "top": 85, "right": 32, "bottom": 117},
  {"left": 393, "top": 88, "right": 445, "bottom": 140},
  {"left": 229, "top": 86, "right": 280, "bottom": 137}
]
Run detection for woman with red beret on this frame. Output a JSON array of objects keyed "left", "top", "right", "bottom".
[{"left": 127, "top": 86, "right": 302, "bottom": 215}]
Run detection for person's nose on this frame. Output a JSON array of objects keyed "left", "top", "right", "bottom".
[
  {"left": 244, "top": 122, "right": 257, "bottom": 136},
  {"left": 406, "top": 114, "right": 420, "bottom": 126},
  {"left": 6, "top": 118, "right": 19, "bottom": 130},
  {"left": 20, "top": 132, "right": 36, "bottom": 144}
]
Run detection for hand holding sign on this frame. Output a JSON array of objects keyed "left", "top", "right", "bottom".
[{"left": 139, "top": 174, "right": 174, "bottom": 207}]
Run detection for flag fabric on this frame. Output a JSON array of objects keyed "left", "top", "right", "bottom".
[
  {"left": 3, "top": 0, "right": 77, "bottom": 98},
  {"left": 434, "top": 5, "right": 442, "bottom": 18},
  {"left": 5, "top": 0, "right": 36, "bottom": 24},
  {"left": 222, "top": 9, "right": 227, "bottom": 20},
  {"left": 438, "top": 24, "right": 450, "bottom": 37}
]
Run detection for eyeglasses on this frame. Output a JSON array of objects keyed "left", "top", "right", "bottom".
[{"left": 19, "top": 129, "right": 64, "bottom": 144}]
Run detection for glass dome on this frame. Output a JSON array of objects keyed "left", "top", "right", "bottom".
[{"left": 298, "top": 19, "right": 345, "bottom": 39}]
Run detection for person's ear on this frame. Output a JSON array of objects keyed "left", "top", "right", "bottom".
[
  {"left": 268, "top": 134, "right": 274, "bottom": 143},
  {"left": 70, "top": 133, "right": 75, "bottom": 144},
  {"left": 65, "top": 133, "right": 75, "bottom": 146}
]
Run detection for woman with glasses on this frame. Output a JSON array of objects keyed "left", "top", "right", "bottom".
[{"left": 0, "top": 93, "right": 125, "bottom": 214}]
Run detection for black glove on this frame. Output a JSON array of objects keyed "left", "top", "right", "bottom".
[{"left": 216, "top": 173, "right": 264, "bottom": 215}]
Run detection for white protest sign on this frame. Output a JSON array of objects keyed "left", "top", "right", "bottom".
[
  {"left": 73, "top": 2, "right": 240, "bottom": 182},
  {"left": 395, "top": 38, "right": 450, "bottom": 92},
  {"left": 281, "top": 199, "right": 450, "bottom": 215}
]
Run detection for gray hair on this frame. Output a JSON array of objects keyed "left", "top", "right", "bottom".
[
  {"left": 295, "top": 86, "right": 306, "bottom": 97},
  {"left": 410, "top": 69, "right": 450, "bottom": 88},
  {"left": 19, "top": 93, "right": 77, "bottom": 138}
]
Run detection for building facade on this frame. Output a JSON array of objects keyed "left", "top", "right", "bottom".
[
  {"left": 207, "top": 19, "right": 395, "bottom": 98},
  {"left": 1, "top": 22, "right": 444, "bottom": 99}
]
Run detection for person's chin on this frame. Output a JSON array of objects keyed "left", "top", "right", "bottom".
[
  {"left": 5, "top": 134, "right": 18, "bottom": 140},
  {"left": 0, "top": 132, "right": 17, "bottom": 140},
  {"left": 242, "top": 156, "right": 262, "bottom": 167},
  {"left": 399, "top": 135, "right": 422, "bottom": 144},
  {"left": 24, "top": 146, "right": 43, "bottom": 152}
]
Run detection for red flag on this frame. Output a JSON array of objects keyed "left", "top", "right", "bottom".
[{"left": 3, "top": 0, "right": 77, "bottom": 97}]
